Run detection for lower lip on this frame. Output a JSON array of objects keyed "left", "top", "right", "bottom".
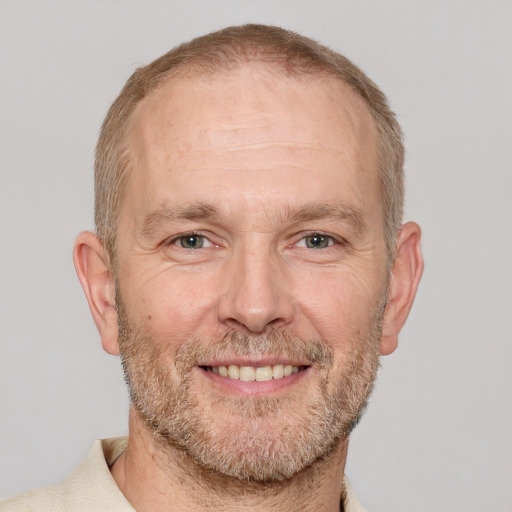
[{"left": 196, "top": 366, "right": 311, "bottom": 396}]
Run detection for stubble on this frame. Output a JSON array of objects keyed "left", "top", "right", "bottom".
[{"left": 117, "top": 299, "right": 383, "bottom": 483}]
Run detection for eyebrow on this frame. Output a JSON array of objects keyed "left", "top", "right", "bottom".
[
  {"left": 141, "top": 201, "right": 366, "bottom": 238},
  {"left": 141, "top": 202, "right": 219, "bottom": 237},
  {"left": 283, "top": 203, "right": 366, "bottom": 233}
]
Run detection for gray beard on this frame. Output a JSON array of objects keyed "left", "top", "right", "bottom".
[{"left": 117, "top": 301, "right": 383, "bottom": 483}]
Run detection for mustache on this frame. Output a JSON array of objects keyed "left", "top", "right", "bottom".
[{"left": 173, "top": 330, "right": 334, "bottom": 376}]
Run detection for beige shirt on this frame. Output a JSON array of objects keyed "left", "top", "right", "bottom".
[{"left": 1, "top": 437, "right": 367, "bottom": 511}]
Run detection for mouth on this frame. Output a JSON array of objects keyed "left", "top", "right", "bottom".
[{"left": 199, "top": 364, "right": 309, "bottom": 382}]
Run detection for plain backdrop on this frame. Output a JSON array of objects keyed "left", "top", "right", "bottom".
[{"left": 1, "top": 1, "right": 511, "bottom": 510}]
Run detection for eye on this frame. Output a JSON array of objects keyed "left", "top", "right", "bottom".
[
  {"left": 174, "top": 234, "right": 212, "bottom": 249},
  {"left": 297, "top": 233, "right": 335, "bottom": 249}
]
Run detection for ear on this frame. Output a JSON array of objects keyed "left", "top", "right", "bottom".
[
  {"left": 380, "top": 222, "right": 424, "bottom": 356},
  {"left": 73, "top": 231, "right": 120, "bottom": 356}
]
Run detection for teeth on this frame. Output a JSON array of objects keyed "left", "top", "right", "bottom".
[
  {"left": 239, "top": 366, "right": 255, "bottom": 381},
  {"left": 207, "top": 364, "right": 303, "bottom": 381},
  {"left": 228, "top": 365, "right": 240, "bottom": 379},
  {"left": 255, "top": 366, "right": 273, "bottom": 381},
  {"left": 272, "top": 364, "right": 284, "bottom": 379}
]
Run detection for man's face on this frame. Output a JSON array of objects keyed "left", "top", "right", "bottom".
[{"left": 114, "top": 67, "right": 389, "bottom": 481}]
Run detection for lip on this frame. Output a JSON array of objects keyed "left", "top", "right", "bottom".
[
  {"left": 198, "top": 357, "right": 311, "bottom": 367},
  {"left": 195, "top": 365, "right": 312, "bottom": 397}
]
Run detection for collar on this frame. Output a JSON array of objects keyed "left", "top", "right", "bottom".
[{"left": 75, "top": 437, "right": 367, "bottom": 511}]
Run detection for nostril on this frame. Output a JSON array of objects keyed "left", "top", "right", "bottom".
[{"left": 216, "top": 262, "right": 295, "bottom": 333}]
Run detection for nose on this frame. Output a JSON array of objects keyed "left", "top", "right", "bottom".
[{"left": 216, "top": 242, "right": 295, "bottom": 334}]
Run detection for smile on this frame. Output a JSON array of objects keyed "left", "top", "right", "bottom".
[{"left": 201, "top": 364, "right": 307, "bottom": 381}]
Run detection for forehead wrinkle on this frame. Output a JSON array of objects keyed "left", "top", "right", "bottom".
[
  {"left": 165, "top": 143, "right": 357, "bottom": 176},
  {"left": 182, "top": 140, "right": 347, "bottom": 156}
]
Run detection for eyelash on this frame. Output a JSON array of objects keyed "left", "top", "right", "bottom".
[
  {"left": 166, "top": 231, "right": 345, "bottom": 250},
  {"left": 167, "top": 232, "right": 216, "bottom": 249},
  {"left": 293, "top": 232, "right": 344, "bottom": 249}
]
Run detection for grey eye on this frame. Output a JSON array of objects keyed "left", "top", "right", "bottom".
[
  {"left": 304, "top": 234, "right": 331, "bottom": 249},
  {"left": 178, "top": 235, "right": 205, "bottom": 249}
]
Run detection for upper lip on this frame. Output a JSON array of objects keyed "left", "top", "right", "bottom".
[{"left": 199, "top": 357, "right": 311, "bottom": 367}]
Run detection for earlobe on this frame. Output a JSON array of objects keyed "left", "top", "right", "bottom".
[
  {"left": 380, "top": 222, "right": 424, "bottom": 356},
  {"left": 73, "top": 231, "right": 120, "bottom": 356}
]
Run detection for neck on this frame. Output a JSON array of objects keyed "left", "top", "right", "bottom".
[{"left": 111, "top": 408, "right": 349, "bottom": 512}]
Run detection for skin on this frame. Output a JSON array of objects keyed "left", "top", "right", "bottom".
[{"left": 74, "top": 66, "right": 423, "bottom": 511}]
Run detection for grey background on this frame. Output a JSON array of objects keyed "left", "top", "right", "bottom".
[{"left": 1, "top": 1, "right": 511, "bottom": 510}]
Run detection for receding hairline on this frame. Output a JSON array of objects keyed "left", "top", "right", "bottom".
[
  {"left": 95, "top": 24, "right": 404, "bottom": 268},
  {"left": 117, "top": 65, "right": 381, "bottom": 247},
  {"left": 123, "top": 60, "right": 380, "bottom": 161}
]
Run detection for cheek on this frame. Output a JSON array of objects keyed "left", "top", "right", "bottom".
[
  {"left": 293, "top": 264, "right": 385, "bottom": 346},
  {"left": 120, "top": 264, "right": 223, "bottom": 342}
]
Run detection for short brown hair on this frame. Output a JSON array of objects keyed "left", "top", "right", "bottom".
[{"left": 95, "top": 24, "right": 404, "bottom": 267}]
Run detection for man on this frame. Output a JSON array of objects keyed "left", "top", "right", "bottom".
[{"left": 2, "top": 24, "right": 423, "bottom": 511}]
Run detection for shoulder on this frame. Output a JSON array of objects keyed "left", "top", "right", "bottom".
[
  {"left": 0, "top": 483, "right": 66, "bottom": 512},
  {"left": 0, "top": 437, "right": 131, "bottom": 512},
  {"left": 343, "top": 476, "right": 368, "bottom": 512}
]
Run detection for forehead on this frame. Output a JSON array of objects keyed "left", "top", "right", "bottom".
[
  {"left": 129, "top": 66, "right": 377, "bottom": 156},
  {"left": 122, "top": 66, "right": 380, "bottom": 221}
]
